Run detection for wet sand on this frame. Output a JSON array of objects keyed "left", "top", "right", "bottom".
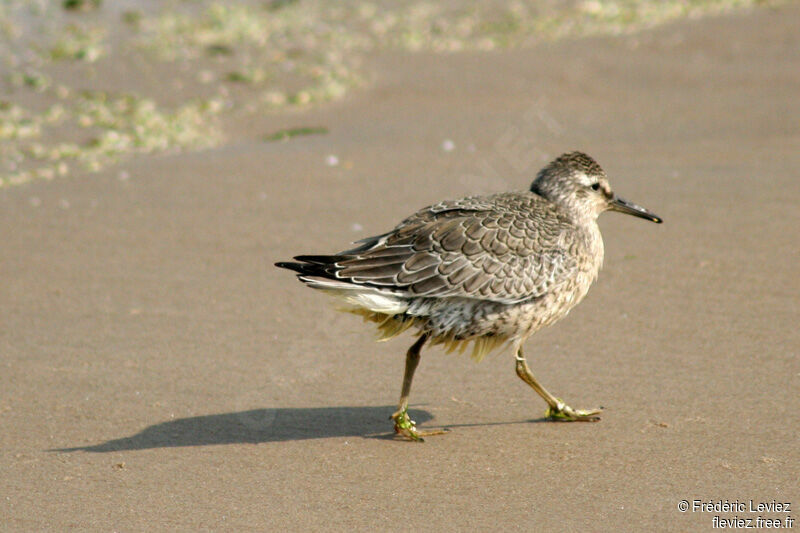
[{"left": 1, "top": 5, "right": 798, "bottom": 531}]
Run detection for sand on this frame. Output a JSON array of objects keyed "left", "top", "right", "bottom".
[{"left": 1, "top": 4, "right": 798, "bottom": 531}]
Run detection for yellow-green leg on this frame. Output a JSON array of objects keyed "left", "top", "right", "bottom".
[
  {"left": 390, "top": 333, "right": 448, "bottom": 441},
  {"left": 514, "top": 345, "right": 601, "bottom": 422}
]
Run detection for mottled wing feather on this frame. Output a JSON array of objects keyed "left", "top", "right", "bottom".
[{"left": 332, "top": 192, "right": 578, "bottom": 303}]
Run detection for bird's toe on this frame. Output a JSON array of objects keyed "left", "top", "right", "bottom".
[{"left": 545, "top": 400, "right": 602, "bottom": 422}]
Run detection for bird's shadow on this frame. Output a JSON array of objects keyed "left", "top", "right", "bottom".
[{"left": 51, "top": 406, "right": 441, "bottom": 452}]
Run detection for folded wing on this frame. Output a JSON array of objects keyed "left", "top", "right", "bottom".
[{"left": 277, "top": 193, "right": 578, "bottom": 305}]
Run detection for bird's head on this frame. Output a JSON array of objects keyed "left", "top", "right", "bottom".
[{"left": 530, "top": 152, "right": 662, "bottom": 224}]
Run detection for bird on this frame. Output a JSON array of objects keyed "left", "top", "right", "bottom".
[{"left": 276, "top": 151, "right": 662, "bottom": 441}]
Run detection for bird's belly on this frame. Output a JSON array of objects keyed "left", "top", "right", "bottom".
[{"left": 409, "top": 291, "right": 583, "bottom": 342}]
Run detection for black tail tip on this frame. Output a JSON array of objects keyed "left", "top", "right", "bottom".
[{"left": 274, "top": 261, "right": 300, "bottom": 271}]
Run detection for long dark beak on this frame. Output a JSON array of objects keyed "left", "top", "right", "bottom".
[{"left": 609, "top": 195, "right": 662, "bottom": 223}]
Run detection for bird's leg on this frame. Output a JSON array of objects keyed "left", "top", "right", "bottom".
[
  {"left": 514, "top": 345, "right": 601, "bottom": 422},
  {"left": 390, "top": 333, "right": 448, "bottom": 441}
]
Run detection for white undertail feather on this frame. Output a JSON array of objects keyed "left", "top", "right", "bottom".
[
  {"left": 300, "top": 276, "right": 510, "bottom": 361},
  {"left": 300, "top": 276, "right": 409, "bottom": 314}
]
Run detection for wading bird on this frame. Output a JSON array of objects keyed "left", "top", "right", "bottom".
[{"left": 276, "top": 152, "right": 662, "bottom": 440}]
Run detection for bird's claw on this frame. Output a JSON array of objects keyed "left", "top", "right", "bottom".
[
  {"left": 545, "top": 399, "right": 602, "bottom": 422},
  {"left": 390, "top": 408, "right": 449, "bottom": 441},
  {"left": 391, "top": 408, "right": 424, "bottom": 441}
]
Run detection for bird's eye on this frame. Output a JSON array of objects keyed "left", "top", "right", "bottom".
[{"left": 590, "top": 183, "right": 600, "bottom": 191}]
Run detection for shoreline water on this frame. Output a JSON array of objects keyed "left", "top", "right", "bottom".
[{"left": 0, "top": 0, "right": 784, "bottom": 187}]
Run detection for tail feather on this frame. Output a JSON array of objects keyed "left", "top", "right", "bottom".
[
  {"left": 275, "top": 258, "right": 409, "bottom": 315},
  {"left": 292, "top": 254, "right": 340, "bottom": 265},
  {"left": 275, "top": 259, "right": 336, "bottom": 279}
]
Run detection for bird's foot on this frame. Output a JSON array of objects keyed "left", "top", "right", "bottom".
[
  {"left": 390, "top": 408, "right": 449, "bottom": 442},
  {"left": 545, "top": 399, "right": 602, "bottom": 422}
]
